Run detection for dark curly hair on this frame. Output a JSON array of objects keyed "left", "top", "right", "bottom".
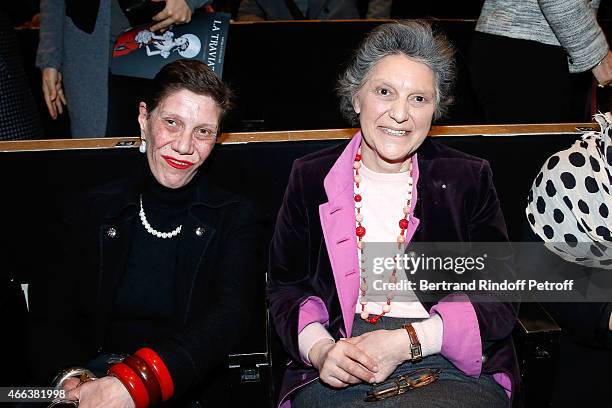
[{"left": 143, "top": 59, "right": 233, "bottom": 118}]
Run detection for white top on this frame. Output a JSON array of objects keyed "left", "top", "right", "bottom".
[{"left": 355, "top": 162, "right": 429, "bottom": 318}]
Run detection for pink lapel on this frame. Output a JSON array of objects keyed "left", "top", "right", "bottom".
[
  {"left": 319, "top": 132, "right": 362, "bottom": 337},
  {"left": 318, "top": 133, "right": 422, "bottom": 336}
]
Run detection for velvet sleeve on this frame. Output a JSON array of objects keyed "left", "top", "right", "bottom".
[
  {"left": 267, "top": 161, "right": 326, "bottom": 364},
  {"left": 466, "top": 160, "right": 519, "bottom": 349}
]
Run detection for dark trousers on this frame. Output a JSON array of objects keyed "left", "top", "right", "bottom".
[
  {"left": 293, "top": 316, "right": 508, "bottom": 408},
  {"left": 468, "top": 32, "right": 592, "bottom": 124}
]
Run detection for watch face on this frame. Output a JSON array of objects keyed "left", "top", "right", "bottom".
[{"left": 411, "top": 345, "right": 423, "bottom": 360}]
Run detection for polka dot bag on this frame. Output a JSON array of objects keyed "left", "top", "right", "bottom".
[{"left": 526, "top": 112, "right": 612, "bottom": 269}]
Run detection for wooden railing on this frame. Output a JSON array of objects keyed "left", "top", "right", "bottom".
[{"left": 0, "top": 123, "right": 597, "bottom": 152}]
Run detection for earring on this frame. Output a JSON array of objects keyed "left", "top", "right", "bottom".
[{"left": 139, "top": 139, "right": 147, "bottom": 153}]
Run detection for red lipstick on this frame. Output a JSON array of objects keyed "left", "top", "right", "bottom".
[{"left": 162, "top": 155, "right": 194, "bottom": 170}]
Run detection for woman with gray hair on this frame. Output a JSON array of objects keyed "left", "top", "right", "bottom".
[{"left": 268, "top": 20, "right": 518, "bottom": 408}]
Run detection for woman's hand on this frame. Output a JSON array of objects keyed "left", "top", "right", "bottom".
[
  {"left": 66, "top": 376, "right": 135, "bottom": 408},
  {"left": 593, "top": 50, "right": 612, "bottom": 87},
  {"left": 60, "top": 377, "right": 81, "bottom": 392},
  {"left": 308, "top": 338, "right": 379, "bottom": 388},
  {"left": 344, "top": 329, "right": 411, "bottom": 383},
  {"left": 150, "top": 0, "right": 192, "bottom": 32},
  {"left": 42, "top": 67, "right": 66, "bottom": 119}
]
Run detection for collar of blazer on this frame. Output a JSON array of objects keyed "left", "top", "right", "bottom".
[{"left": 318, "top": 132, "right": 433, "bottom": 336}]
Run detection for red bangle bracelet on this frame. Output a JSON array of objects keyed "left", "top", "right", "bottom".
[
  {"left": 108, "top": 363, "right": 150, "bottom": 408},
  {"left": 135, "top": 348, "right": 174, "bottom": 401},
  {"left": 123, "top": 355, "right": 162, "bottom": 407}
]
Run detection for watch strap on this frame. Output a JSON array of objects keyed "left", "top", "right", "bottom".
[{"left": 403, "top": 323, "right": 423, "bottom": 363}]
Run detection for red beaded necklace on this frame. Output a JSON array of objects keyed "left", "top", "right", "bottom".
[{"left": 353, "top": 146, "right": 414, "bottom": 324}]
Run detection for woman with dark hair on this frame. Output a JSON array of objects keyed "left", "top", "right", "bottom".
[
  {"left": 28, "top": 59, "right": 260, "bottom": 408},
  {"left": 268, "top": 20, "right": 518, "bottom": 408}
]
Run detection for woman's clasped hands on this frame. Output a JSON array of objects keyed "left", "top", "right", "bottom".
[{"left": 308, "top": 329, "right": 412, "bottom": 387}]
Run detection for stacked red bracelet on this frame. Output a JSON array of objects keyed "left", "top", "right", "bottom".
[
  {"left": 108, "top": 348, "right": 174, "bottom": 408},
  {"left": 108, "top": 362, "right": 150, "bottom": 408},
  {"left": 123, "top": 355, "right": 162, "bottom": 406},
  {"left": 135, "top": 348, "right": 174, "bottom": 402}
]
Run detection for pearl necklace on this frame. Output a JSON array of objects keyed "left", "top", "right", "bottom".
[
  {"left": 139, "top": 195, "right": 182, "bottom": 239},
  {"left": 354, "top": 146, "right": 414, "bottom": 324}
]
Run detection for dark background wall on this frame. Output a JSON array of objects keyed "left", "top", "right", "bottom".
[{"left": 6, "top": 2, "right": 611, "bottom": 138}]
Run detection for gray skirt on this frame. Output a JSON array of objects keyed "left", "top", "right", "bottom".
[{"left": 293, "top": 315, "right": 508, "bottom": 408}]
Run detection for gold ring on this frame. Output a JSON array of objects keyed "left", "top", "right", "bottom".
[
  {"left": 52, "top": 367, "right": 97, "bottom": 389},
  {"left": 78, "top": 372, "right": 95, "bottom": 384}
]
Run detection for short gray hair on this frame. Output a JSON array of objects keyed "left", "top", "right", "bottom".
[{"left": 337, "top": 20, "right": 456, "bottom": 125}]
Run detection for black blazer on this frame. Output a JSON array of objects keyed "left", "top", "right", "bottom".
[{"left": 28, "top": 171, "right": 262, "bottom": 404}]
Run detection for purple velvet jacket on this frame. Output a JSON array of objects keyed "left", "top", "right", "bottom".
[{"left": 268, "top": 133, "right": 520, "bottom": 407}]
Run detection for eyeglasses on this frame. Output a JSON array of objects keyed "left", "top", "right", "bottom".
[
  {"left": 364, "top": 368, "right": 441, "bottom": 402},
  {"left": 48, "top": 400, "right": 78, "bottom": 407}
]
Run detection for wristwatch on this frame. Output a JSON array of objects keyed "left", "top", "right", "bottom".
[{"left": 402, "top": 323, "right": 423, "bottom": 363}]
